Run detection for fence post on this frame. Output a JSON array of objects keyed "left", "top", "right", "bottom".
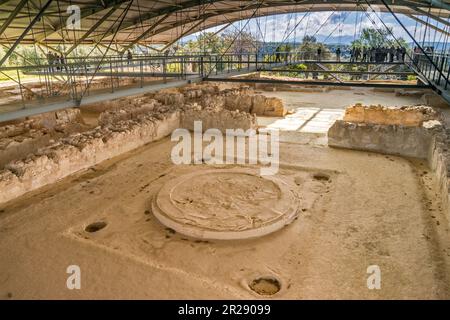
[{"left": 200, "top": 56, "right": 204, "bottom": 78}]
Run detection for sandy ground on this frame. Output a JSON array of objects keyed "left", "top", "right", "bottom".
[
  {"left": 0, "top": 87, "right": 449, "bottom": 299},
  {"left": 0, "top": 136, "right": 449, "bottom": 299}
]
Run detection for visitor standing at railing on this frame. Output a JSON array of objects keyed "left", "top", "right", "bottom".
[
  {"left": 362, "top": 47, "right": 368, "bottom": 62},
  {"left": 127, "top": 50, "right": 133, "bottom": 66},
  {"left": 275, "top": 46, "right": 281, "bottom": 62},
  {"left": 389, "top": 46, "right": 395, "bottom": 62},
  {"left": 60, "top": 55, "right": 66, "bottom": 71},
  {"left": 354, "top": 47, "right": 361, "bottom": 62},
  {"left": 396, "top": 47, "right": 402, "bottom": 61},
  {"left": 401, "top": 47, "right": 406, "bottom": 62},
  {"left": 413, "top": 47, "right": 420, "bottom": 65},
  {"left": 47, "top": 52, "right": 55, "bottom": 72}
]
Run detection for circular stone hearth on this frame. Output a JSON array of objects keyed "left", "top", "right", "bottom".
[{"left": 151, "top": 168, "right": 299, "bottom": 240}]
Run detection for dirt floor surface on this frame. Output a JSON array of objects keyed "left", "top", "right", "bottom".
[{"left": 0, "top": 87, "right": 449, "bottom": 299}]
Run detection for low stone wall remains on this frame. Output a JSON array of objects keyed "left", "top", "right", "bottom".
[
  {"left": 0, "top": 108, "right": 84, "bottom": 168},
  {"left": 328, "top": 104, "right": 450, "bottom": 217},
  {"left": 0, "top": 84, "right": 272, "bottom": 203},
  {"left": 0, "top": 110, "right": 180, "bottom": 204}
]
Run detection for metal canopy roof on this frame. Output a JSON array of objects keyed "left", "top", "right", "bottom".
[{"left": 0, "top": 0, "right": 449, "bottom": 49}]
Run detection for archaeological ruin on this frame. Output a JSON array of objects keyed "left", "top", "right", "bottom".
[{"left": 0, "top": 0, "right": 450, "bottom": 303}]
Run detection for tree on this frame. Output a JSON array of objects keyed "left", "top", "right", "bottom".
[
  {"left": 193, "top": 32, "right": 224, "bottom": 54},
  {"left": 302, "top": 35, "right": 317, "bottom": 44},
  {"left": 20, "top": 46, "right": 41, "bottom": 65},
  {"left": 221, "top": 30, "right": 259, "bottom": 54},
  {"left": 360, "top": 28, "right": 390, "bottom": 47},
  {"left": 180, "top": 30, "right": 258, "bottom": 55},
  {"left": 298, "top": 35, "right": 330, "bottom": 60},
  {"left": 354, "top": 27, "right": 409, "bottom": 49}
]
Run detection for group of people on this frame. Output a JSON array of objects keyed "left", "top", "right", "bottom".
[
  {"left": 350, "top": 46, "right": 407, "bottom": 63},
  {"left": 47, "top": 52, "right": 66, "bottom": 72},
  {"left": 316, "top": 47, "right": 342, "bottom": 61}
]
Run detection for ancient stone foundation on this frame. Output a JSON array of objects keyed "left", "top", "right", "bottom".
[
  {"left": 328, "top": 121, "right": 434, "bottom": 158},
  {"left": 343, "top": 104, "right": 441, "bottom": 127},
  {"left": 182, "top": 104, "right": 257, "bottom": 132},
  {"left": 0, "top": 108, "right": 85, "bottom": 168},
  {"left": 0, "top": 110, "right": 180, "bottom": 204},
  {"left": 0, "top": 84, "right": 285, "bottom": 204},
  {"left": 328, "top": 104, "right": 450, "bottom": 216},
  {"left": 224, "top": 94, "right": 287, "bottom": 117}
]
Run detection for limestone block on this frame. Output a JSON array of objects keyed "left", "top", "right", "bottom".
[
  {"left": 225, "top": 94, "right": 253, "bottom": 113},
  {"left": 250, "top": 95, "right": 267, "bottom": 115},
  {"left": 0, "top": 170, "right": 22, "bottom": 204},
  {"left": 181, "top": 107, "right": 257, "bottom": 133},
  {"left": 55, "top": 108, "right": 82, "bottom": 125},
  {"left": 263, "top": 97, "right": 287, "bottom": 117},
  {"left": 328, "top": 120, "right": 433, "bottom": 159},
  {"left": 154, "top": 92, "right": 184, "bottom": 107},
  {"left": 250, "top": 95, "right": 286, "bottom": 117},
  {"left": 343, "top": 104, "right": 439, "bottom": 127},
  {"left": 343, "top": 104, "right": 365, "bottom": 123}
]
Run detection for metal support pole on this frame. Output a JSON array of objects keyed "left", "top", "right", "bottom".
[
  {"left": 200, "top": 56, "right": 204, "bottom": 78},
  {"left": 163, "top": 58, "right": 167, "bottom": 83},
  {"left": 140, "top": 60, "right": 143, "bottom": 88},
  {"left": 17, "top": 69, "right": 25, "bottom": 109},
  {"left": 379, "top": 0, "right": 447, "bottom": 82},
  {"left": 110, "top": 62, "right": 114, "bottom": 93}
]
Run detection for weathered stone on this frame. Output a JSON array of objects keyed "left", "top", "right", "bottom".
[
  {"left": 329, "top": 104, "right": 450, "bottom": 217},
  {"left": 343, "top": 104, "right": 439, "bottom": 127}
]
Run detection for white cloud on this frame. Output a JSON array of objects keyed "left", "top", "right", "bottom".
[{"left": 189, "top": 11, "right": 447, "bottom": 45}]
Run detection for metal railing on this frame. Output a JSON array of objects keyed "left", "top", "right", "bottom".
[
  {"left": 411, "top": 52, "right": 450, "bottom": 91},
  {"left": 0, "top": 51, "right": 423, "bottom": 115}
]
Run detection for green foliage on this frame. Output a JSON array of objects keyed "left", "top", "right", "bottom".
[
  {"left": 277, "top": 44, "right": 292, "bottom": 53},
  {"left": 184, "top": 32, "right": 225, "bottom": 54},
  {"left": 291, "top": 64, "right": 307, "bottom": 70},
  {"left": 19, "top": 47, "right": 41, "bottom": 65},
  {"left": 298, "top": 35, "right": 330, "bottom": 60},
  {"left": 302, "top": 35, "right": 317, "bottom": 44},
  {"left": 181, "top": 30, "right": 258, "bottom": 54},
  {"left": 352, "top": 27, "right": 410, "bottom": 49}
]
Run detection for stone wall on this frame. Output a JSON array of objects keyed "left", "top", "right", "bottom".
[
  {"left": 0, "top": 84, "right": 265, "bottom": 204},
  {"left": 224, "top": 94, "right": 287, "bottom": 117},
  {"left": 328, "top": 104, "right": 450, "bottom": 216},
  {"left": 181, "top": 103, "right": 257, "bottom": 132},
  {"left": 0, "top": 108, "right": 84, "bottom": 168},
  {"left": 0, "top": 110, "right": 180, "bottom": 204},
  {"left": 328, "top": 121, "right": 434, "bottom": 159},
  {"left": 0, "top": 83, "right": 287, "bottom": 204},
  {"left": 428, "top": 127, "right": 450, "bottom": 217},
  {"left": 343, "top": 104, "right": 440, "bottom": 127}
]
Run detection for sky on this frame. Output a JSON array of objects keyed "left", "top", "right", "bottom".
[{"left": 182, "top": 11, "right": 449, "bottom": 46}]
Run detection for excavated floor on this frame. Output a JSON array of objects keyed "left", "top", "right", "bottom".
[{"left": 0, "top": 137, "right": 449, "bottom": 299}]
